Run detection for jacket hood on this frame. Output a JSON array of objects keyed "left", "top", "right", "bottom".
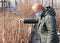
[{"left": 45, "top": 6, "right": 56, "bottom": 16}]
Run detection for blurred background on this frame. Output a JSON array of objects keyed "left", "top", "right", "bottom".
[{"left": 0, "top": 0, "right": 60, "bottom": 43}]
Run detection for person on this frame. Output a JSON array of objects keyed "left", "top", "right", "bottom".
[{"left": 20, "top": 3, "right": 59, "bottom": 43}]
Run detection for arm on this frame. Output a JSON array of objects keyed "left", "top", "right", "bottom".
[
  {"left": 45, "top": 15, "right": 59, "bottom": 43},
  {"left": 24, "top": 18, "right": 38, "bottom": 24},
  {"left": 46, "top": 15, "right": 56, "bottom": 31}
]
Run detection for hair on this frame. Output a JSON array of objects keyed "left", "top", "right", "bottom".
[{"left": 32, "top": 3, "right": 45, "bottom": 11}]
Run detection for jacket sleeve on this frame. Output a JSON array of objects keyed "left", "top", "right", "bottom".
[
  {"left": 45, "top": 15, "right": 59, "bottom": 43},
  {"left": 45, "top": 15, "right": 56, "bottom": 31},
  {"left": 24, "top": 18, "right": 38, "bottom": 24}
]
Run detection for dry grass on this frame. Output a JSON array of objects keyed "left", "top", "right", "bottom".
[{"left": 0, "top": 4, "right": 34, "bottom": 43}]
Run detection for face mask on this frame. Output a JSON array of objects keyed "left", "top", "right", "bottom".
[{"left": 35, "top": 12, "right": 42, "bottom": 17}]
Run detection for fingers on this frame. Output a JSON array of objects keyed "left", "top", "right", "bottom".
[{"left": 19, "top": 19, "right": 24, "bottom": 22}]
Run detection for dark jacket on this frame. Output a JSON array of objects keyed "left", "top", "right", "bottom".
[{"left": 24, "top": 6, "right": 59, "bottom": 43}]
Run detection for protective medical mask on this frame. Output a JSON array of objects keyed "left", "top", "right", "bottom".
[{"left": 35, "top": 12, "right": 42, "bottom": 17}]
